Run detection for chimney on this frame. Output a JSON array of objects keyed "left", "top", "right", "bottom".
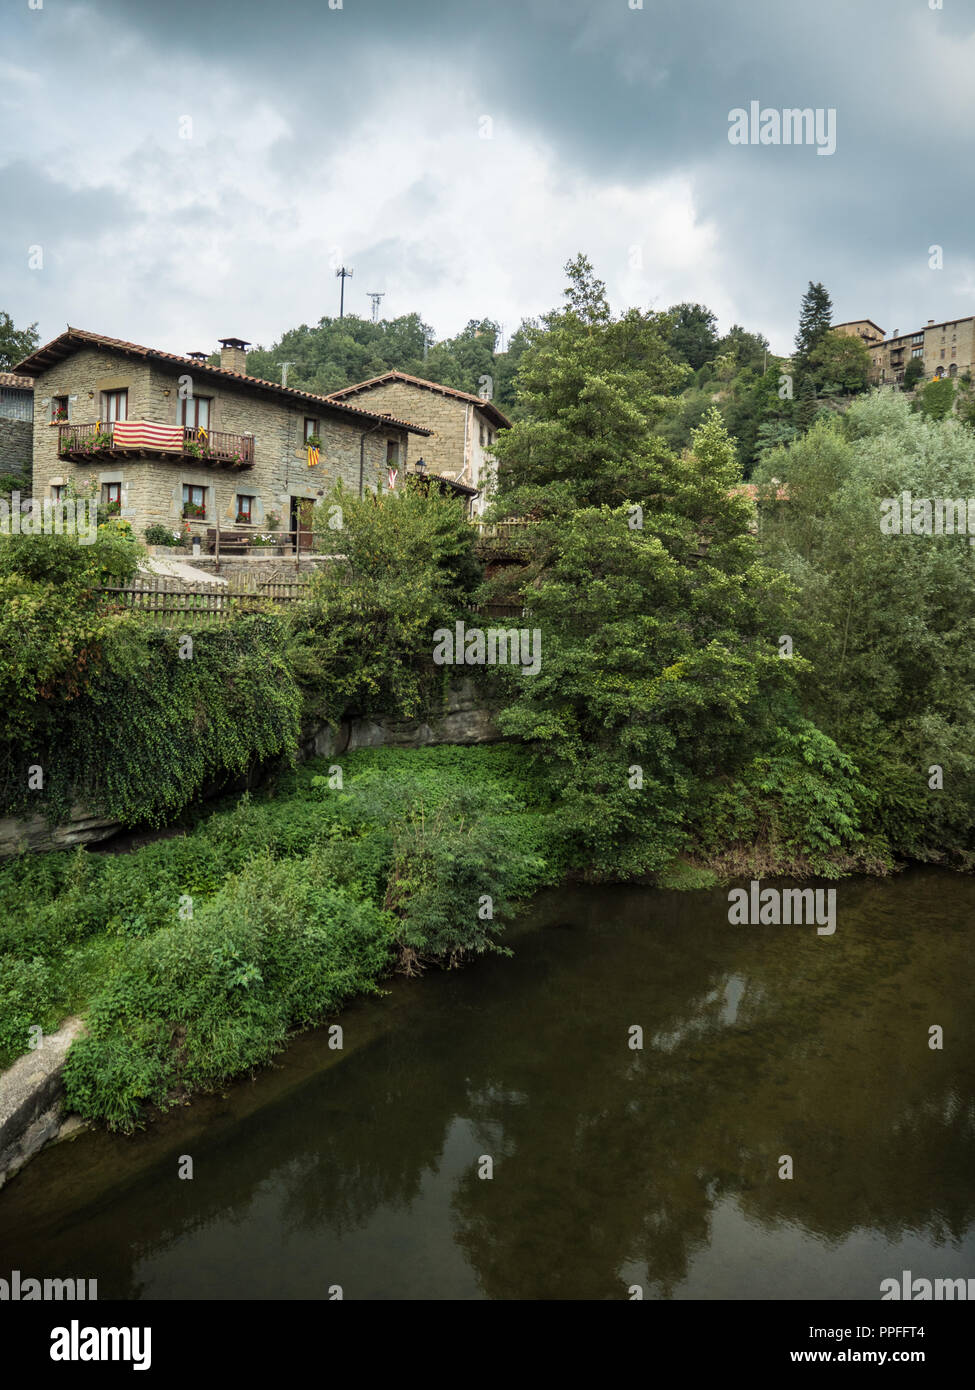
[
  {"left": 927, "top": 319, "right": 935, "bottom": 326},
  {"left": 218, "top": 337, "right": 250, "bottom": 374}
]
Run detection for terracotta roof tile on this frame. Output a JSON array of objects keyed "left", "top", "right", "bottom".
[
  {"left": 327, "top": 370, "right": 510, "bottom": 428},
  {"left": 0, "top": 372, "right": 33, "bottom": 390},
  {"left": 13, "top": 329, "right": 431, "bottom": 434}
]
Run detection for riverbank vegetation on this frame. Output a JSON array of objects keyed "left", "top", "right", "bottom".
[
  {"left": 0, "top": 747, "right": 565, "bottom": 1123},
  {"left": 2, "top": 260, "right": 975, "bottom": 1125}
]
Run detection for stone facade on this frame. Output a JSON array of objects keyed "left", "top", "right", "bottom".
[
  {"left": 833, "top": 319, "right": 885, "bottom": 348},
  {"left": 854, "top": 316, "right": 975, "bottom": 386},
  {"left": 328, "top": 374, "right": 508, "bottom": 516},
  {"left": 27, "top": 346, "right": 421, "bottom": 537},
  {"left": 0, "top": 418, "right": 32, "bottom": 482}
]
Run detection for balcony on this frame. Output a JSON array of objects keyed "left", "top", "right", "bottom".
[{"left": 57, "top": 421, "right": 255, "bottom": 468}]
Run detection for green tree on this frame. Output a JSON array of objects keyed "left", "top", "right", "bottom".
[
  {"left": 794, "top": 282, "right": 833, "bottom": 378},
  {"left": 489, "top": 254, "right": 687, "bottom": 518},
  {"left": 809, "top": 330, "right": 870, "bottom": 394},
  {"left": 902, "top": 357, "right": 925, "bottom": 391},
  {"left": 0, "top": 311, "right": 39, "bottom": 370},
  {"left": 753, "top": 391, "right": 975, "bottom": 863},
  {"left": 717, "top": 324, "right": 770, "bottom": 374},
  {"left": 916, "top": 376, "right": 955, "bottom": 420},
  {"left": 290, "top": 481, "right": 481, "bottom": 723},
  {"left": 666, "top": 302, "right": 720, "bottom": 371}
]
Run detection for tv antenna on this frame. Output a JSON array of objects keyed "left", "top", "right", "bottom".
[
  {"left": 335, "top": 265, "right": 354, "bottom": 319},
  {"left": 277, "top": 361, "right": 296, "bottom": 388},
  {"left": 367, "top": 292, "right": 385, "bottom": 323}
]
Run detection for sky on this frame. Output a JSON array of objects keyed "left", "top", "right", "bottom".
[{"left": 2, "top": 0, "right": 974, "bottom": 361}]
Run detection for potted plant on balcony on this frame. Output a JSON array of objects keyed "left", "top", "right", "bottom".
[{"left": 51, "top": 405, "right": 68, "bottom": 423}]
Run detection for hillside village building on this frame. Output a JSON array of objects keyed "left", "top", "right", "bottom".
[
  {"left": 835, "top": 316, "right": 975, "bottom": 386},
  {"left": 0, "top": 371, "right": 34, "bottom": 482},
  {"left": 327, "top": 371, "right": 510, "bottom": 516},
  {"left": 14, "top": 330, "right": 434, "bottom": 544}
]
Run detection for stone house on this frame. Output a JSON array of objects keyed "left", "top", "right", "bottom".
[
  {"left": 838, "top": 316, "right": 975, "bottom": 386},
  {"left": 14, "top": 329, "right": 432, "bottom": 544},
  {"left": 326, "top": 371, "right": 510, "bottom": 516},
  {"left": 0, "top": 372, "right": 34, "bottom": 486}
]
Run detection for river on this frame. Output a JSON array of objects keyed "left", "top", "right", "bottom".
[{"left": 2, "top": 870, "right": 973, "bottom": 1299}]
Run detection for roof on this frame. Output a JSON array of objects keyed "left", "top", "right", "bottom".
[
  {"left": 833, "top": 320, "right": 885, "bottom": 334},
  {"left": 420, "top": 471, "right": 479, "bottom": 497},
  {"left": 12, "top": 329, "right": 431, "bottom": 435},
  {"left": 884, "top": 315, "right": 975, "bottom": 343},
  {"left": 327, "top": 370, "right": 510, "bottom": 430},
  {"left": 0, "top": 372, "right": 33, "bottom": 390}
]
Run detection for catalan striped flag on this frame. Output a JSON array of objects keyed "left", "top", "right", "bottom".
[
  {"left": 307, "top": 445, "right": 320, "bottom": 468},
  {"left": 112, "top": 421, "right": 185, "bottom": 451}
]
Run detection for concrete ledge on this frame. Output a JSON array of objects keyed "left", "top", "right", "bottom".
[{"left": 0, "top": 1018, "right": 88, "bottom": 1190}]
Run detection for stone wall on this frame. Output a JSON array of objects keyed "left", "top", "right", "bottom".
[
  {"left": 337, "top": 379, "right": 498, "bottom": 512},
  {"left": 30, "top": 349, "right": 411, "bottom": 537},
  {"left": 0, "top": 417, "right": 32, "bottom": 481},
  {"left": 0, "top": 680, "right": 503, "bottom": 858}
]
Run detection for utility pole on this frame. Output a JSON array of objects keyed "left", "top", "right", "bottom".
[
  {"left": 335, "top": 265, "right": 353, "bottom": 319},
  {"left": 367, "top": 292, "right": 385, "bottom": 323},
  {"left": 423, "top": 328, "right": 435, "bottom": 363},
  {"left": 278, "top": 361, "right": 295, "bottom": 388}
]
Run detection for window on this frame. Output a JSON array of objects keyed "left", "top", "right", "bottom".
[
  {"left": 180, "top": 396, "right": 212, "bottom": 430},
  {"left": 51, "top": 484, "right": 65, "bottom": 502},
  {"left": 101, "top": 389, "right": 128, "bottom": 422},
  {"left": 912, "top": 347, "right": 924, "bottom": 359},
  {"left": 51, "top": 396, "right": 68, "bottom": 423},
  {"left": 941, "top": 349, "right": 946, "bottom": 360},
  {"left": 911, "top": 334, "right": 924, "bottom": 345},
  {"left": 182, "top": 484, "right": 207, "bottom": 519},
  {"left": 236, "top": 494, "right": 254, "bottom": 524},
  {"left": 304, "top": 417, "right": 319, "bottom": 441},
  {"left": 386, "top": 438, "right": 399, "bottom": 465},
  {"left": 101, "top": 482, "right": 122, "bottom": 513}
]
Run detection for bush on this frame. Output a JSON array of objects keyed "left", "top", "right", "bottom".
[{"left": 144, "top": 524, "right": 182, "bottom": 546}]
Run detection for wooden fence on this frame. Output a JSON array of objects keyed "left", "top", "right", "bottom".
[{"left": 95, "top": 575, "right": 311, "bottom": 623}]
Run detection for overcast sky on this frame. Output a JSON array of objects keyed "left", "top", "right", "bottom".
[{"left": 3, "top": 0, "right": 973, "bottom": 360}]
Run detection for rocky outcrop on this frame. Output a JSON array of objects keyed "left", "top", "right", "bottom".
[
  {"left": 303, "top": 679, "right": 501, "bottom": 758},
  {"left": 0, "top": 1018, "right": 90, "bottom": 1191},
  {"left": 0, "top": 681, "right": 503, "bottom": 858}
]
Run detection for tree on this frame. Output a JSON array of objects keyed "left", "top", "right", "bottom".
[
  {"left": 902, "top": 357, "right": 925, "bottom": 392},
  {"left": 666, "top": 302, "right": 719, "bottom": 371},
  {"left": 486, "top": 258, "right": 793, "bottom": 876},
  {"left": 808, "top": 330, "right": 870, "bottom": 395},
  {"left": 488, "top": 254, "right": 688, "bottom": 519},
  {"left": 752, "top": 391, "right": 975, "bottom": 864},
  {"left": 794, "top": 282, "right": 833, "bottom": 376},
  {"left": 795, "top": 375, "right": 819, "bottom": 432},
  {"left": 291, "top": 481, "right": 481, "bottom": 723},
  {"left": 717, "top": 324, "right": 770, "bottom": 374},
  {"left": 0, "top": 311, "right": 39, "bottom": 370},
  {"left": 916, "top": 377, "right": 955, "bottom": 421}
]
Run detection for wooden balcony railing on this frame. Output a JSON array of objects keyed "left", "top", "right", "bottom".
[
  {"left": 181, "top": 427, "right": 255, "bottom": 466},
  {"left": 58, "top": 421, "right": 255, "bottom": 467}
]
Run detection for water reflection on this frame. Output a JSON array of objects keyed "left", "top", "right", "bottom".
[{"left": 2, "top": 871, "right": 973, "bottom": 1300}]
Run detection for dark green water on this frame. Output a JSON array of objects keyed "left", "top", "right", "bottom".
[{"left": 2, "top": 871, "right": 973, "bottom": 1299}]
